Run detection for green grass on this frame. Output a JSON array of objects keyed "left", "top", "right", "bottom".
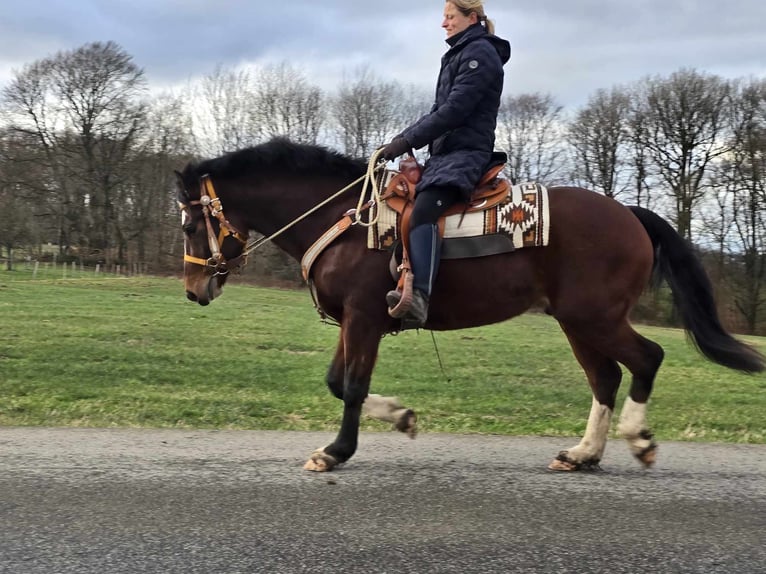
[{"left": 1, "top": 268, "right": 765, "bottom": 442}]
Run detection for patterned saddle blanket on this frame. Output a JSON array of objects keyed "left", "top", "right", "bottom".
[{"left": 368, "top": 181, "right": 551, "bottom": 259}]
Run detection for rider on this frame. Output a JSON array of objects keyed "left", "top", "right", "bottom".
[{"left": 381, "top": 0, "right": 511, "bottom": 326}]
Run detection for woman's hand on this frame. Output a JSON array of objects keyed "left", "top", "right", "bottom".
[{"left": 381, "top": 137, "right": 411, "bottom": 160}]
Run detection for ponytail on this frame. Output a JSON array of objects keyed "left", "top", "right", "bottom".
[{"left": 482, "top": 16, "right": 495, "bottom": 35}]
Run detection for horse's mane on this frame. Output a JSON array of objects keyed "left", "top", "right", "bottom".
[{"left": 183, "top": 138, "right": 366, "bottom": 182}]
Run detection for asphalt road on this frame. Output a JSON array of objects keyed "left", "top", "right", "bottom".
[{"left": 1, "top": 428, "right": 764, "bottom": 574}]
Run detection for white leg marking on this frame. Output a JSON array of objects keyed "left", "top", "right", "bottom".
[
  {"left": 362, "top": 394, "right": 406, "bottom": 423},
  {"left": 618, "top": 397, "right": 653, "bottom": 456},
  {"left": 566, "top": 397, "right": 613, "bottom": 463}
]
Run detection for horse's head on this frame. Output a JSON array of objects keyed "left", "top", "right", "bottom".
[{"left": 175, "top": 167, "right": 248, "bottom": 305}]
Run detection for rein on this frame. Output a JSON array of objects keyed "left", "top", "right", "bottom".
[
  {"left": 183, "top": 149, "right": 387, "bottom": 276},
  {"left": 241, "top": 147, "right": 386, "bottom": 257}
]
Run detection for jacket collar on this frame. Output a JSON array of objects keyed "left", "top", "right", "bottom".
[{"left": 445, "top": 23, "right": 485, "bottom": 49}]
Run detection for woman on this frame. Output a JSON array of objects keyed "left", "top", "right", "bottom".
[{"left": 382, "top": 0, "right": 511, "bottom": 326}]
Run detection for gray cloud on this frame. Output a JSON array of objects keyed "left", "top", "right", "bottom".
[{"left": 0, "top": 0, "right": 763, "bottom": 108}]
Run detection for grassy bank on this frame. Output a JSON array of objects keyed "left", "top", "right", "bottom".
[{"left": 1, "top": 270, "right": 764, "bottom": 442}]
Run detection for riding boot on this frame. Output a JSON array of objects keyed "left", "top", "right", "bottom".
[{"left": 388, "top": 224, "right": 440, "bottom": 326}]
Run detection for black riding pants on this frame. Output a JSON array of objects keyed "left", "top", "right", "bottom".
[{"left": 409, "top": 186, "right": 463, "bottom": 228}]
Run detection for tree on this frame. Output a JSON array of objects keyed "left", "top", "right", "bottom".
[
  {"left": 124, "top": 93, "right": 194, "bottom": 269},
  {"left": 0, "top": 130, "right": 35, "bottom": 269},
  {"left": 568, "top": 87, "right": 631, "bottom": 198},
  {"left": 634, "top": 69, "right": 731, "bottom": 240},
  {"left": 2, "top": 41, "right": 148, "bottom": 263},
  {"left": 192, "top": 65, "right": 260, "bottom": 157},
  {"left": 713, "top": 79, "right": 766, "bottom": 332},
  {"left": 624, "top": 97, "right": 655, "bottom": 209},
  {"left": 331, "top": 67, "right": 426, "bottom": 158},
  {"left": 497, "top": 93, "right": 568, "bottom": 184},
  {"left": 251, "top": 63, "right": 324, "bottom": 144}
]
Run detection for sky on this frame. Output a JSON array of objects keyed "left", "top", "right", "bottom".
[{"left": 1, "top": 0, "right": 764, "bottom": 109}]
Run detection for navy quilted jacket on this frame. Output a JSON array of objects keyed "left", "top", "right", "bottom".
[{"left": 401, "top": 23, "right": 511, "bottom": 196}]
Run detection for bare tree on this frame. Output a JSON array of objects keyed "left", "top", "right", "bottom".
[
  {"left": 634, "top": 69, "right": 731, "bottom": 240},
  {"left": 331, "top": 67, "right": 427, "bottom": 158},
  {"left": 568, "top": 87, "right": 631, "bottom": 198},
  {"left": 192, "top": 65, "right": 260, "bottom": 156},
  {"left": 3, "top": 58, "right": 80, "bottom": 252},
  {"left": 124, "top": 93, "right": 194, "bottom": 269},
  {"left": 2, "top": 41, "right": 147, "bottom": 263},
  {"left": 497, "top": 93, "right": 568, "bottom": 184},
  {"left": 0, "top": 130, "right": 36, "bottom": 269},
  {"left": 714, "top": 79, "right": 766, "bottom": 332},
  {"left": 252, "top": 63, "right": 324, "bottom": 144},
  {"left": 624, "top": 97, "right": 655, "bottom": 209}
]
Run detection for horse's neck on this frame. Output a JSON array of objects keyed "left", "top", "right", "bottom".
[{"left": 244, "top": 177, "right": 360, "bottom": 261}]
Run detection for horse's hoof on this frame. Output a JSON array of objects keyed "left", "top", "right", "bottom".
[
  {"left": 548, "top": 458, "right": 579, "bottom": 471},
  {"left": 395, "top": 408, "right": 417, "bottom": 439},
  {"left": 548, "top": 451, "right": 601, "bottom": 472},
  {"left": 303, "top": 449, "right": 338, "bottom": 472},
  {"left": 636, "top": 444, "right": 657, "bottom": 468}
]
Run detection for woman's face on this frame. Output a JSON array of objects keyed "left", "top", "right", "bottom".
[{"left": 442, "top": 2, "right": 478, "bottom": 38}]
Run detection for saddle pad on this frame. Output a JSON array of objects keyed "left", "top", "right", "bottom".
[{"left": 368, "top": 182, "right": 550, "bottom": 253}]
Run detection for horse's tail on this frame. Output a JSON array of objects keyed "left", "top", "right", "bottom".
[{"left": 629, "top": 205, "right": 765, "bottom": 373}]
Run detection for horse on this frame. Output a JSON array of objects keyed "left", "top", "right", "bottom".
[{"left": 175, "top": 137, "right": 765, "bottom": 472}]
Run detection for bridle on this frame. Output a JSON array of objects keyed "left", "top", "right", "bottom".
[
  {"left": 180, "top": 150, "right": 388, "bottom": 277},
  {"left": 181, "top": 174, "right": 248, "bottom": 276}
]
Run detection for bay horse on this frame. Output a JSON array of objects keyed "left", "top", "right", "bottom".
[{"left": 175, "top": 138, "right": 765, "bottom": 472}]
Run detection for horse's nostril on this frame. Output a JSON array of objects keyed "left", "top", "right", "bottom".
[{"left": 186, "top": 291, "right": 198, "bottom": 302}]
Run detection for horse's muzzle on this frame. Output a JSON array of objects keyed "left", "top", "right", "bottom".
[{"left": 186, "top": 290, "right": 208, "bottom": 305}]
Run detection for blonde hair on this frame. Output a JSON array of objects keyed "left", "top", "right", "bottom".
[{"left": 448, "top": 0, "right": 495, "bottom": 35}]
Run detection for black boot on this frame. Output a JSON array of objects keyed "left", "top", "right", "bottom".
[{"left": 393, "top": 223, "right": 440, "bottom": 326}]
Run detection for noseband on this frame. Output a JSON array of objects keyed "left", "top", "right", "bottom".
[{"left": 182, "top": 174, "right": 248, "bottom": 275}]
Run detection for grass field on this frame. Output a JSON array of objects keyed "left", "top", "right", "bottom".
[{"left": 1, "top": 268, "right": 764, "bottom": 443}]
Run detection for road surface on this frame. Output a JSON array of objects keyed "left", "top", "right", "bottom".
[{"left": 1, "top": 428, "right": 764, "bottom": 573}]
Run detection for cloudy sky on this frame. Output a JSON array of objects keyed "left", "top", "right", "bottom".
[{"left": 1, "top": 0, "right": 764, "bottom": 109}]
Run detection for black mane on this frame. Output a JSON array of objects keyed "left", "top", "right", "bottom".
[{"left": 183, "top": 138, "right": 366, "bottom": 183}]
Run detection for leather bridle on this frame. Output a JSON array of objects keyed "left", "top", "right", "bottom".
[
  {"left": 180, "top": 174, "right": 248, "bottom": 275},
  {"left": 179, "top": 151, "right": 387, "bottom": 279}
]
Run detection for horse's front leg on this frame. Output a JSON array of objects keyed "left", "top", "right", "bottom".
[
  {"left": 304, "top": 315, "right": 384, "bottom": 472},
  {"left": 363, "top": 394, "right": 417, "bottom": 438}
]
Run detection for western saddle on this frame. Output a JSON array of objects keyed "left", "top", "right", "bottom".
[{"left": 380, "top": 151, "right": 510, "bottom": 253}]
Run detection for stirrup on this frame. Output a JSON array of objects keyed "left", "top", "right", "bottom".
[
  {"left": 386, "top": 289, "right": 402, "bottom": 308},
  {"left": 388, "top": 272, "right": 414, "bottom": 319}
]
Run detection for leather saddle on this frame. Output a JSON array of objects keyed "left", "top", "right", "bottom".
[{"left": 380, "top": 152, "right": 510, "bottom": 253}]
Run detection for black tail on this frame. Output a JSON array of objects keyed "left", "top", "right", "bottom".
[{"left": 629, "top": 206, "right": 765, "bottom": 373}]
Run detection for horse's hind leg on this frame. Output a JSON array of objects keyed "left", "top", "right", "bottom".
[
  {"left": 613, "top": 330, "right": 664, "bottom": 467},
  {"left": 555, "top": 321, "right": 664, "bottom": 469},
  {"left": 549, "top": 332, "right": 623, "bottom": 471},
  {"left": 583, "top": 322, "right": 664, "bottom": 467}
]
